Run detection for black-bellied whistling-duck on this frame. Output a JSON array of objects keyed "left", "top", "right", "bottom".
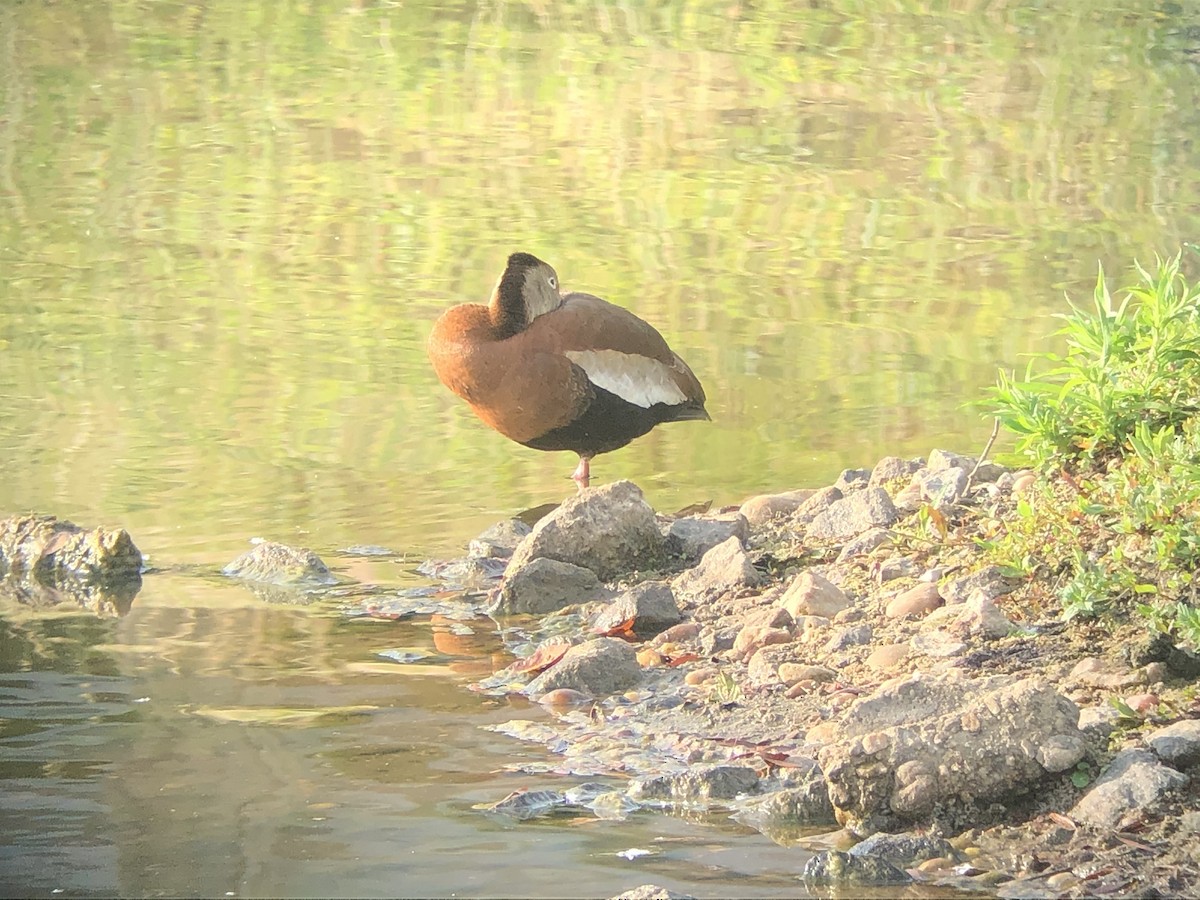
[{"left": 429, "top": 252, "right": 709, "bottom": 489}]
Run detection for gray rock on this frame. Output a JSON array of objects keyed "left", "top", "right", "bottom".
[
  {"left": 667, "top": 513, "right": 749, "bottom": 562},
  {"left": 941, "top": 565, "right": 1016, "bottom": 605},
  {"left": 592, "top": 582, "right": 682, "bottom": 638},
  {"left": 672, "top": 536, "right": 761, "bottom": 603},
  {"left": 817, "top": 673, "right": 1086, "bottom": 834},
  {"left": 972, "top": 461, "right": 1009, "bottom": 483},
  {"left": 525, "top": 637, "right": 642, "bottom": 697},
  {"left": 848, "top": 831, "right": 953, "bottom": 866},
  {"left": 956, "top": 592, "right": 1014, "bottom": 639},
  {"left": 910, "top": 630, "right": 967, "bottom": 658},
  {"left": 835, "top": 468, "right": 871, "bottom": 492},
  {"left": 1078, "top": 704, "right": 1123, "bottom": 740},
  {"left": 780, "top": 571, "right": 851, "bottom": 619},
  {"left": 223, "top": 540, "right": 336, "bottom": 586},
  {"left": 1070, "top": 748, "right": 1189, "bottom": 828},
  {"left": 792, "top": 486, "right": 843, "bottom": 525},
  {"left": 928, "top": 448, "right": 976, "bottom": 472},
  {"left": 610, "top": 885, "right": 695, "bottom": 900},
  {"left": 699, "top": 624, "right": 738, "bottom": 655},
  {"left": 736, "top": 760, "right": 837, "bottom": 834},
  {"left": 0, "top": 514, "right": 143, "bottom": 586},
  {"left": 868, "top": 456, "right": 924, "bottom": 488},
  {"left": 630, "top": 765, "right": 760, "bottom": 804},
  {"left": 417, "top": 555, "right": 507, "bottom": 586},
  {"left": 491, "top": 557, "right": 604, "bottom": 615},
  {"left": 837, "top": 527, "right": 892, "bottom": 562},
  {"left": 506, "top": 481, "right": 663, "bottom": 581},
  {"left": 919, "top": 466, "right": 969, "bottom": 508},
  {"left": 1146, "top": 719, "right": 1200, "bottom": 768},
  {"left": 468, "top": 518, "right": 532, "bottom": 559},
  {"left": 802, "top": 850, "right": 912, "bottom": 886},
  {"left": 877, "top": 556, "right": 918, "bottom": 582},
  {"left": 807, "top": 489, "right": 898, "bottom": 542},
  {"left": 825, "top": 623, "right": 874, "bottom": 652}
]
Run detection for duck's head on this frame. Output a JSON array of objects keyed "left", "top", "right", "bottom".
[{"left": 491, "top": 252, "right": 563, "bottom": 337}]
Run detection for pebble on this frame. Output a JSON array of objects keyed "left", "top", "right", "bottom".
[
  {"left": 1123, "top": 692, "right": 1159, "bottom": 714},
  {"left": 538, "top": 688, "right": 592, "bottom": 707},
  {"left": 885, "top": 583, "right": 943, "bottom": 619},
  {"left": 1012, "top": 471, "right": 1036, "bottom": 494},
  {"left": 1045, "top": 871, "right": 1080, "bottom": 891},
  {"left": 779, "top": 663, "right": 837, "bottom": 685},
  {"left": 684, "top": 667, "right": 718, "bottom": 685},
  {"left": 637, "top": 648, "right": 665, "bottom": 668},
  {"left": 652, "top": 622, "right": 700, "bottom": 645},
  {"left": 916, "top": 857, "right": 953, "bottom": 874},
  {"left": 806, "top": 721, "right": 841, "bottom": 744},
  {"left": 866, "top": 643, "right": 911, "bottom": 671}
]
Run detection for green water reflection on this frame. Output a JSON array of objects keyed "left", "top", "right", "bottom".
[{"left": 0, "top": 1, "right": 1198, "bottom": 896}]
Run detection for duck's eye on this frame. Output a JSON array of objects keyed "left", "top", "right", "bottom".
[{"left": 548, "top": 276, "right": 557, "bottom": 290}]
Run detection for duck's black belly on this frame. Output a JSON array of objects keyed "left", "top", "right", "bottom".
[{"left": 521, "top": 386, "right": 684, "bottom": 457}]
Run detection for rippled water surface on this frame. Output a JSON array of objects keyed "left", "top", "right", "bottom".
[{"left": 1, "top": 1, "right": 1199, "bottom": 896}]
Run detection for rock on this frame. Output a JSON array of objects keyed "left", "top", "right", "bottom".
[
  {"left": 869, "top": 456, "right": 924, "bottom": 488},
  {"left": 802, "top": 850, "right": 912, "bottom": 886},
  {"left": 941, "top": 566, "right": 1017, "bottom": 605},
  {"left": 824, "top": 624, "right": 873, "bottom": 652},
  {"left": 910, "top": 630, "right": 967, "bottom": 658},
  {"left": 807, "top": 489, "right": 898, "bottom": 542},
  {"left": 892, "top": 481, "right": 923, "bottom": 514},
  {"left": 739, "top": 489, "right": 817, "bottom": 526},
  {"left": 736, "top": 760, "right": 837, "bottom": 833},
  {"left": 610, "top": 886, "right": 695, "bottom": 900},
  {"left": 817, "top": 674, "right": 1086, "bottom": 834},
  {"left": 468, "top": 518, "right": 532, "bottom": 558},
  {"left": 699, "top": 624, "right": 738, "bottom": 655},
  {"left": 792, "top": 486, "right": 843, "bottom": 525},
  {"left": 652, "top": 621, "right": 701, "bottom": 646},
  {"left": 1078, "top": 704, "right": 1123, "bottom": 740},
  {"left": 837, "top": 527, "right": 892, "bottom": 562},
  {"left": 737, "top": 626, "right": 795, "bottom": 665},
  {"left": 525, "top": 637, "right": 642, "bottom": 697},
  {"left": 927, "top": 448, "right": 975, "bottom": 472},
  {"left": 223, "top": 540, "right": 336, "bottom": 586},
  {"left": 849, "top": 831, "right": 954, "bottom": 867},
  {"left": 1067, "top": 657, "right": 1145, "bottom": 690},
  {"left": 972, "top": 461, "right": 1009, "bottom": 483},
  {"left": 956, "top": 592, "right": 1014, "bottom": 639},
  {"left": 1011, "top": 471, "right": 1037, "bottom": 494},
  {"left": 672, "top": 536, "right": 762, "bottom": 603},
  {"left": 780, "top": 571, "right": 852, "bottom": 619},
  {"left": 417, "top": 556, "right": 507, "bottom": 586},
  {"left": 506, "top": 481, "right": 663, "bottom": 581},
  {"left": 865, "top": 643, "right": 910, "bottom": 672},
  {"left": 835, "top": 468, "right": 871, "bottom": 492},
  {"left": 630, "top": 765, "right": 760, "bottom": 804},
  {"left": 1070, "top": 748, "right": 1189, "bottom": 828},
  {"left": 919, "top": 466, "right": 969, "bottom": 508},
  {"left": 666, "top": 512, "right": 748, "bottom": 562},
  {"left": 592, "top": 582, "right": 681, "bottom": 638},
  {"left": 779, "top": 663, "right": 837, "bottom": 685},
  {"left": 877, "top": 556, "right": 918, "bottom": 582},
  {"left": 885, "top": 583, "right": 943, "bottom": 619},
  {"left": 491, "top": 557, "right": 604, "bottom": 615},
  {"left": 1146, "top": 720, "right": 1200, "bottom": 768},
  {"left": 0, "top": 513, "right": 143, "bottom": 585}
]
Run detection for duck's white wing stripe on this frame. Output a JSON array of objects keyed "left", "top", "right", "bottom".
[{"left": 564, "top": 349, "right": 688, "bottom": 408}]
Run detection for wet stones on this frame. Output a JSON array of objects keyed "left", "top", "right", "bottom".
[
  {"left": 801, "top": 850, "right": 912, "bottom": 887},
  {"left": 506, "top": 480, "right": 664, "bottom": 581},
  {"left": 849, "top": 831, "right": 954, "bottom": 868},
  {"left": 223, "top": 539, "right": 336, "bottom": 586},
  {"left": 0, "top": 513, "right": 143, "bottom": 585},
  {"left": 468, "top": 518, "right": 532, "bottom": 558},
  {"left": 525, "top": 637, "right": 642, "bottom": 698},
  {"left": 491, "top": 557, "right": 604, "bottom": 615},
  {"left": 630, "top": 764, "right": 760, "bottom": 804}
]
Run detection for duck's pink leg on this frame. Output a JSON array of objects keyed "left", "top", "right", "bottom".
[{"left": 571, "top": 456, "right": 591, "bottom": 491}]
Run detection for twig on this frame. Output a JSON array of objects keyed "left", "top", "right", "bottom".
[{"left": 965, "top": 418, "right": 1001, "bottom": 494}]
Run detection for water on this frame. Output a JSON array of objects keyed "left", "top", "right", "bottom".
[{"left": 1, "top": 1, "right": 1198, "bottom": 896}]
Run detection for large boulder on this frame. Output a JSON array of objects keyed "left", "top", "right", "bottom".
[
  {"left": 0, "top": 514, "right": 142, "bottom": 584},
  {"left": 816, "top": 673, "right": 1086, "bottom": 834},
  {"left": 506, "top": 481, "right": 663, "bottom": 581}
]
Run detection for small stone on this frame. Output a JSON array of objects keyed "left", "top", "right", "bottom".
[
  {"left": 919, "top": 466, "right": 969, "bottom": 508},
  {"left": 910, "top": 630, "right": 967, "bottom": 658},
  {"left": 1068, "top": 657, "right": 1145, "bottom": 690},
  {"left": 630, "top": 765, "right": 760, "bottom": 803},
  {"left": 802, "top": 850, "right": 912, "bottom": 886},
  {"left": 885, "top": 583, "right": 943, "bottom": 619},
  {"left": 865, "top": 643, "right": 910, "bottom": 671},
  {"left": 849, "top": 831, "right": 954, "bottom": 867},
  {"left": 956, "top": 592, "right": 1013, "bottom": 639},
  {"left": 781, "top": 571, "right": 852, "bottom": 619},
  {"left": 636, "top": 647, "right": 664, "bottom": 667},
  {"left": 1069, "top": 748, "right": 1190, "bottom": 828},
  {"left": 652, "top": 621, "right": 701, "bottom": 646},
  {"left": 837, "top": 528, "right": 892, "bottom": 562},
  {"left": 869, "top": 456, "right": 924, "bottom": 488},
  {"left": 468, "top": 518, "right": 532, "bottom": 559},
  {"left": 1011, "top": 471, "right": 1036, "bottom": 494},
  {"left": 806, "top": 721, "right": 841, "bottom": 744},
  {"left": 877, "top": 556, "right": 918, "bottom": 582},
  {"left": 666, "top": 513, "right": 749, "bottom": 561},
  {"left": 792, "top": 486, "right": 844, "bottom": 525},
  {"left": 928, "top": 448, "right": 975, "bottom": 471},
  {"left": 525, "top": 637, "right": 642, "bottom": 698},
  {"left": 684, "top": 667, "right": 718, "bottom": 685},
  {"left": 739, "top": 489, "right": 816, "bottom": 526},
  {"left": 941, "top": 566, "right": 1016, "bottom": 605},
  {"left": 1124, "top": 692, "right": 1159, "bottom": 715},
  {"left": 1044, "top": 872, "right": 1080, "bottom": 892},
  {"left": 610, "top": 885, "right": 696, "bottom": 900},
  {"left": 918, "top": 567, "right": 943, "bottom": 583},
  {"left": 892, "top": 481, "right": 923, "bottom": 514},
  {"left": 824, "top": 624, "right": 873, "bottom": 652},
  {"left": 780, "top": 663, "right": 836, "bottom": 685},
  {"left": 835, "top": 468, "right": 871, "bottom": 492},
  {"left": 592, "top": 581, "right": 682, "bottom": 638},
  {"left": 223, "top": 540, "right": 335, "bottom": 586},
  {"left": 733, "top": 625, "right": 793, "bottom": 661}
]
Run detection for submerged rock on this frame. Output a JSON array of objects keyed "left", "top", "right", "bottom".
[
  {"left": 524, "top": 637, "right": 641, "bottom": 698},
  {"left": 848, "top": 831, "right": 954, "bottom": 867},
  {"left": 223, "top": 540, "right": 337, "bottom": 586},
  {"left": 506, "top": 481, "right": 663, "bottom": 581},
  {"left": 801, "top": 850, "right": 912, "bottom": 886},
  {"left": 0, "top": 513, "right": 142, "bottom": 585},
  {"left": 491, "top": 557, "right": 604, "bottom": 615},
  {"left": 468, "top": 518, "right": 532, "bottom": 559},
  {"left": 630, "top": 764, "right": 760, "bottom": 805}
]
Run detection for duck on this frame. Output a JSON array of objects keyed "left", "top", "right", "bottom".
[{"left": 429, "top": 252, "right": 709, "bottom": 489}]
